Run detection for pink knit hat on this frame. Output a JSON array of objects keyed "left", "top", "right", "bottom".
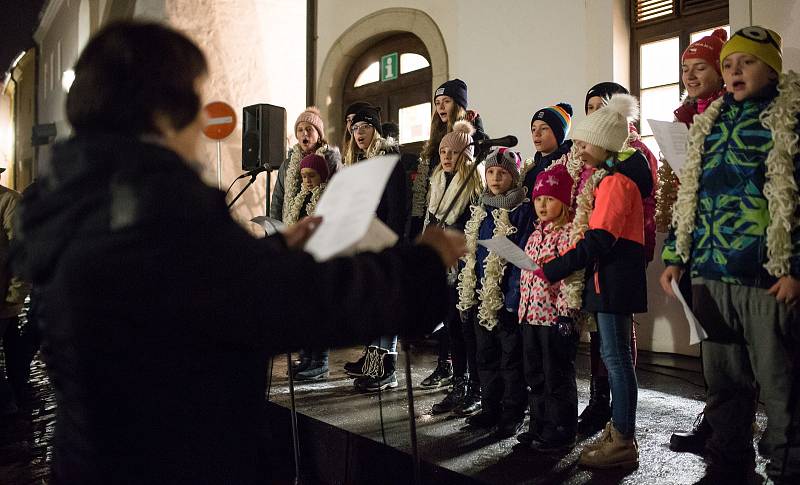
[
  {"left": 295, "top": 106, "right": 325, "bottom": 138},
  {"left": 532, "top": 164, "right": 573, "bottom": 207},
  {"left": 299, "top": 153, "right": 330, "bottom": 182},
  {"left": 439, "top": 120, "right": 475, "bottom": 160}
]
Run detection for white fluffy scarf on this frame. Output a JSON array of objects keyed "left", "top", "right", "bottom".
[
  {"left": 672, "top": 71, "right": 800, "bottom": 277},
  {"left": 457, "top": 204, "right": 517, "bottom": 330},
  {"left": 425, "top": 170, "right": 477, "bottom": 227},
  {"left": 284, "top": 183, "right": 326, "bottom": 225},
  {"left": 282, "top": 143, "right": 333, "bottom": 221}
]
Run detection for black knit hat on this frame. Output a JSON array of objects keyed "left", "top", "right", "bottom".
[
  {"left": 584, "top": 82, "right": 629, "bottom": 114},
  {"left": 351, "top": 105, "right": 383, "bottom": 136},
  {"left": 434, "top": 78, "right": 468, "bottom": 109},
  {"left": 531, "top": 102, "right": 574, "bottom": 146},
  {"left": 345, "top": 101, "right": 372, "bottom": 119}
]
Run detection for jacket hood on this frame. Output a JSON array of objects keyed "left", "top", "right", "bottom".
[
  {"left": 616, "top": 149, "right": 654, "bottom": 200},
  {"left": 11, "top": 134, "right": 205, "bottom": 284}
]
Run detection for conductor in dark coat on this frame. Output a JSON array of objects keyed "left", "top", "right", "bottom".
[{"left": 11, "top": 21, "right": 465, "bottom": 485}]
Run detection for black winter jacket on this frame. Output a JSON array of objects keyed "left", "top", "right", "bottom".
[
  {"left": 11, "top": 134, "right": 448, "bottom": 485},
  {"left": 543, "top": 150, "right": 652, "bottom": 314}
]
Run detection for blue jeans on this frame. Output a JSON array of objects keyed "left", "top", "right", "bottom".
[
  {"left": 596, "top": 312, "right": 638, "bottom": 438},
  {"left": 370, "top": 335, "right": 397, "bottom": 352}
]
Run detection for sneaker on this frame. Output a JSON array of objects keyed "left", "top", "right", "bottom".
[
  {"left": 465, "top": 410, "right": 500, "bottom": 429},
  {"left": 495, "top": 416, "right": 525, "bottom": 439},
  {"left": 344, "top": 346, "right": 372, "bottom": 377},
  {"left": 420, "top": 360, "right": 453, "bottom": 388},
  {"left": 294, "top": 361, "right": 329, "bottom": 381},
  {"left": 578, "top": 423, "right": 638, "bottom": 469},
  {"left": 453, "top": 380, "right": 481, "bottom": 416},
  {"left": 431, "top": 377, "right": 467, "bottom": 414},
  {"left": 669, "top": 412, "right": 711, "bottom": 454}
]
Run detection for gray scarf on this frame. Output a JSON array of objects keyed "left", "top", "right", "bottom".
[{"left": 481, "top": 186, "right": 527, "bottom": 210}]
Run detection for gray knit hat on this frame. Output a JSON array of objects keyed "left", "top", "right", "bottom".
[
  {"left": 483, "top": 147, "right": 521, "bottom": 185},
  {"left": 571, "top": 94, "right": 639, "bottom": 153}
]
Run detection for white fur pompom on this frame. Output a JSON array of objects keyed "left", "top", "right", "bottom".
[
  {"left": 605, "top": 93, "right": 639, "bottom": 122},
  {"left": 452, "top": 120, "right": 475, "bottom": 136}
]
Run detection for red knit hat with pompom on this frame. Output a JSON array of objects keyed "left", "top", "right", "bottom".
[{"left": 682, "top": 28, "right": 728, "bottom": 74}]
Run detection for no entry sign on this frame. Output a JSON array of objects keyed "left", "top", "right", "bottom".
[{"left": 203, "top": 101, "right": 237, "bottom": 140}]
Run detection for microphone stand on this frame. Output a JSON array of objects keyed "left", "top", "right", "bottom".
[
  {"left": 403, "top": 340, "right": 422, "bottom": 485},
  {"left": 437, "top": 142, "right": 493, "bottom": 225},
  {"left": 399, "top": 142, "right": 496, "bottom": 485},
  {"left": 227, "top": 171, "right": 261, "bottom": 209}
]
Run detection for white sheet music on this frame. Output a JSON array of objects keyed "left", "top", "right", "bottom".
[
  {"left": 250, "top": 216, "right": 285, "bottom": 236},
  {"left": 477, "top": 236, "right": 539, "bottom": 271},
  {"left": 647, "top": 119, "right": 689, "bottom": 176},
  {"left": 304, "top": 154, "right": 400, "bottom": 261},
  {"left": 671, "top": 279, "right": 708, "bottom": 345}
]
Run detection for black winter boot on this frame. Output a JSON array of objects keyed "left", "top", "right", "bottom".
[
  {"left": 454, "top": 379, "right": 482, "bottom": 416},
  {"left": 420, "top": 359, "right": 453, "bottom": 388},
  {"left": 344, "top": 346, "right": 372, "bottom": 377},
  {"left": 432, "top": 376, "right": 467, "bottom": 414},
  {"left": 670, "top": 412, "right": 711, "bottom": 454},
  {"left": 578, "top": 376, "right": 611, "bottom": 436},
  {"left": 356, "top": 348, "right": 399, "bottom": 392}
]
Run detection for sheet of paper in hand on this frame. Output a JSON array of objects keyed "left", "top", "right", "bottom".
[
  {"left": 670, "top": 278, "right": 708, "bottom": 345},
  {"left": 250, "top": 216, "right": 286, "bottom": 236},
  {"left": 477, "top": 236, "right": 539, "bottom": 271},
  {"left": 647, "top": 119, "right": 689, "bottom": 176},
  {"left": 304, "top": 154, "right": 400, "bottom": 261}
]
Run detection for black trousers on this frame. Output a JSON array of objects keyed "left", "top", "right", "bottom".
[
  {"left": 474, "top": 310, "right": 525, "bottom": 418},
  {"left": 522, "top": 320, "right": 579, "bottom": 442},
  {"left": 446, "top": 287, "right": 478, "bottom": 385}
]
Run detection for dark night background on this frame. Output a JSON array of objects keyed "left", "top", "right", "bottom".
[{"left": 0, "top": 0, "right": 47, "bottom": 74}]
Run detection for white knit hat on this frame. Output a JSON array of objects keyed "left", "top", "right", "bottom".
[{"left": 571, "top": 94, "right": 639, "bottom": 153}]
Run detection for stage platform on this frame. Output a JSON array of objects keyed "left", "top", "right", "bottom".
[{"left": 267, "top": 343, "right": 771, "bottom": 485}]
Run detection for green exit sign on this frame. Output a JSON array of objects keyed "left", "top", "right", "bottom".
[{"left": 380, "top": 52, "right": 398, "bottom": 82}]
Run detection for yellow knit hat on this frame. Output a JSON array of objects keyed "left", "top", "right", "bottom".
[{"left": 720, "top": 26, "right": 782, "bottom": 74}]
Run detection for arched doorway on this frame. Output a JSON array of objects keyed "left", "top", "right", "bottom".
[
  {"left": 342, "top": 33, "right": 432, "bottom": 155},
  {"left": 315, "top": 8, "right": 448, "bottom": 154}
]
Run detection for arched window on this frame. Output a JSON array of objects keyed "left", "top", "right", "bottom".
[{"left": 343, "top": 34, "right": 432, "bottom": 155}]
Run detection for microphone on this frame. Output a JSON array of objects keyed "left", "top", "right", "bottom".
[
  {"left": 237, "top": 165, "right": 268, "bottom": 179},
  {"left": 472, "top": 135, "right": 518, "bottom": 148}
]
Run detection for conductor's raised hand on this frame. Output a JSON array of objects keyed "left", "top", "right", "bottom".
[{"left": 416, "top": 226, "right": 467, "bottom": 268}]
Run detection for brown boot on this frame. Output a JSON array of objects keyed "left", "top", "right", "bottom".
[
  {"left": 582, "top": 421, "right": 614, "bottom": 453},
  {"left": 579, "top": 423, "right": 638, "bottom": 469}
]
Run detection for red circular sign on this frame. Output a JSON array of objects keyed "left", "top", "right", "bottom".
[{"left": 203, "top": 101, "right": 237, "bottom": 140}]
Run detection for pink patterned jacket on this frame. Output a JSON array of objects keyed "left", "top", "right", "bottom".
[{"left": 518, "top": 220, "right": 578, "bottom": 326}]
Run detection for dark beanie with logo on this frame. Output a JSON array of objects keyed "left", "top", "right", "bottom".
[
  {"left": 434, "top": 79, "right": 468, "bottom": 110},
  {"left": 350, "top": 105, "right": 383, "bottom": 136}
]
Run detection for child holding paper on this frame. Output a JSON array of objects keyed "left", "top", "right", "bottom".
[
  {"left": 517, "top": 164, "right": 580, "bottom": 452},
  {"left": 660, "top": 27, "right": 800, "bottom": 483},
  {"left": 456, "top": 147, "right": 534, "bottom": 437},
  {"left": 533, "top": 94, "right": 652, "bottom": 469}
]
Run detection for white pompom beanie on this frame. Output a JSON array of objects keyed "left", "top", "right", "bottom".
[{"left": 571, "top": 93, "right": 639, "bottom": 153}]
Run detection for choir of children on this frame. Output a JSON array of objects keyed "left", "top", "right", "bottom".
[{"left": 276, "top": 26, "right": 798, "bottom": 482}]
